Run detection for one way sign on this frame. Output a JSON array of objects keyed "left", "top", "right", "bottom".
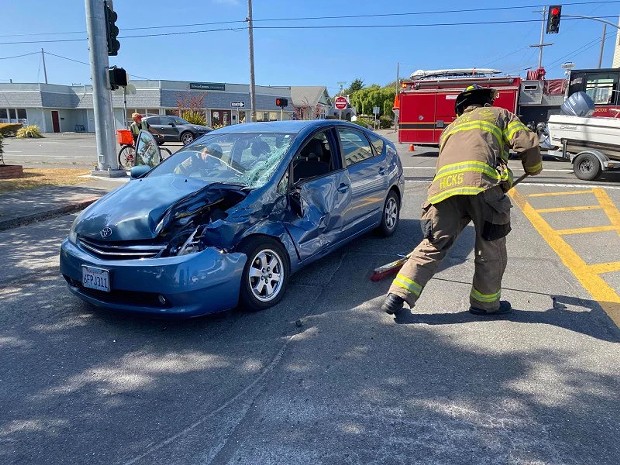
[{"left": 231, "top": 101, "right": 245, "bottom": 108}]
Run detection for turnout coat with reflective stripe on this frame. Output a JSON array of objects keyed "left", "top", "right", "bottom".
[{"left": 428, "top": 106, "right": 542, "bottom": 204}]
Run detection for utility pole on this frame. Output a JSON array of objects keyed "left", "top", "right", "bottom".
[
  {"left": 85, "top": 0, "right": 123, "bottom": 175},
  {"left": 599, "top": 23, "right": 607, "bottom": 68},
  {"left": 247, "top": 0, "right": 257, "bottom": 122},
  {"left": 530, "top": 6, "right": 552, "bottom": 69},
  {"left": 41, "top": 48, "right": 48, "bottom": 84}
]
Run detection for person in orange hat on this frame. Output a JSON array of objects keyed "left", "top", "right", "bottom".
[{"left": 129, "top": 113, "right": 162, "bottom": 144}]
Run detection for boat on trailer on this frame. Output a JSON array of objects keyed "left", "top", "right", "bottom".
[{"left": 547, "top": 114, "right": 620, "bottom": 180}]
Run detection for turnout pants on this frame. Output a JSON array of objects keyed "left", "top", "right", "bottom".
[{"left": 388, "top": 187, "right": 511, "bottom": 311}]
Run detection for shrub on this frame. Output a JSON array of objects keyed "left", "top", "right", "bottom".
[
  {"left": 351, "top": 120, "right": 369, "bottom": 129},
  {"left": 181, "top": 110, "right": 207, "bottom": 126},
  {"left": 0, "top": 123, "right": 23, "bottom": 137},
  {"left": 16, "top": 125, "right": 43, "bottom": 138},
  {"left": 379, "top": 115, "right": 393, "bottom": 129}
]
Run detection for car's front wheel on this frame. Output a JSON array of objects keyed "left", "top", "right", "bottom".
[
  {"left": 238, "top": 237, "right": 290, "bottom": 311},
  {"left": 180, "top": 131, "right": 195, "bottom": 145}
]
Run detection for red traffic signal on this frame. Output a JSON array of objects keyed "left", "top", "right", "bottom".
[
  {"left": 546, "top": 5, "right": 562, "bottom": 34},
  {"left": 275, "top": 97, "right": 288, "bottom": 108}
]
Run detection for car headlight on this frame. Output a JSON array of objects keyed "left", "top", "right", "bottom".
[{"left": 68, "top": 216, "right": 80, "bottom": 244}]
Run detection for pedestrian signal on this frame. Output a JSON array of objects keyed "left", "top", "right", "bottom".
[
  {"left": 276, "top": 98, "right": 288, "bottom": 108},
  {"left": 546, "top": 5, "right": 562, "bottom": 34},
  {"left": 109, "top": 66, "right": 127, "bottom": 90},
  {"left": 104, "top": 1, "right": 120, "bottom": 56}
]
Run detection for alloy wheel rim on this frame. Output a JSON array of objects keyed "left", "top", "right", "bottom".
[
  {"left": 248, "top": 249, "right": 284, "bottom": 302},
  {"left": 385, "top": 198, "right": 398, "bottom": 229}
]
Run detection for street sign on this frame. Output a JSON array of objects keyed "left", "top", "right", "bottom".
[
  {"left": 335, "top": 96, "right": 348, "bottom": 110},
  {"left": 231, "top": 101, "right": 245, "bottom": 108},
  {"left": 373, "top": 106, "right": 380, "bottom": 115}
]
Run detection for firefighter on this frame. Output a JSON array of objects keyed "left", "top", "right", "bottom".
[{"left": 381, "top": 84, "right": 543, "bottom": 316}]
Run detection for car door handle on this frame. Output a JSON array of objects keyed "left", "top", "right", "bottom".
[{"left": 337, "top": 183, "right": 349, "bottom": 193}]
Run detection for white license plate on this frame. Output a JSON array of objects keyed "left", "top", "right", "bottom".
[{"left": 82, "top": 266, "right": 111, "bottom": 292}]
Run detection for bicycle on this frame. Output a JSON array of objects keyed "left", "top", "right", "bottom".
[{"left": 117, "top": 129, "right": 172, "bottom": 170}]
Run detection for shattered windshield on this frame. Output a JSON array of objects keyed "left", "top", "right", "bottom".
[{"left": 150, "top": 132, "right": 296, "bottom": 188}]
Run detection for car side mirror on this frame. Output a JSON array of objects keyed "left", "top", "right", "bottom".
[{"left": 130, "top": 165, "right": 151, "bottom": 179}]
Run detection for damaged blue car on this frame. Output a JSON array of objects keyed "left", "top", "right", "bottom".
[{"left": 60, "top": 120, "right": 404, "bottom": 316}]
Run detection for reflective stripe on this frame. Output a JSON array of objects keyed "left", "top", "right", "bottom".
[
  {"left": 470, "top": 287, "right": 501, "bottom": 303},
  {"left": 525, "top": 161, "right": 542, "bottom": 174},
  {"left": 436, "top": 160, "right": 500, "bottom": 181},
  {"left": 429, "top": 186, "right": 485, "bottom": 204},
  {"left": 393, "top": 274, "right": 422, "bottom": 296},
  {"left": 504, "top": 120, "right": 529, "bottom": 142},
  {"left": 440, "top": 120, "right": 503, "bottom": 150}
]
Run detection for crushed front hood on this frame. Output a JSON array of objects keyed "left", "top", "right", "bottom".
[{"left": 74, "top": 175, "right": 243, "bottom": 241}]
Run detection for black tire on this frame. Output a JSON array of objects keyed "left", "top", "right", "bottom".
[
  {"left": 238, "top": 237, "right": 290, "bottom": 311},
  {"left": 160, "top": 147, "right": 172, "bottom": 160},
  {"left": 118, "top": 145, "right": 136, "bottom": 170},
  {"left": 573, "top": 152, "right": 602, "bottom": 181},
  {"left": 377, "top": 190, "right": 400, "bottom": 237},
  {"left": 180, "top": 131, "right": 195, "bottom": 145}
]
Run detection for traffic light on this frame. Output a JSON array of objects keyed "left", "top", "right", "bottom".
[
  {"left": 276, "top": 97, "right": 288, "bottom": 108},
  {"left": 546, "top": 5, "right": 562, "bottom": 34},
  {"left": 104, "top": 1, "right": 120, "bottom": 56},
  {"left": 108, "top": 66, "right": 127, "bottom": 90}
]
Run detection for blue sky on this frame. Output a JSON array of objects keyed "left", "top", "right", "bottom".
[{"left": 1, "top": 0, "right": 618, "bottom": 95}]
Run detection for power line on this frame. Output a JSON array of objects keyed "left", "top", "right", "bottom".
[
  {"left": 0, "top": 1, "right": 617, "bottom": 40},
  {"left": 2, "top": 16, "right": 618, "bottom": 45},
  {"left": 0, "top": 51, "right": 40, "bottom": 60}
]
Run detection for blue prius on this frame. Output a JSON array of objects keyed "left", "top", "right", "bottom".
[{"left": 60, "top": 120, "right": 404, "bottom": 316}]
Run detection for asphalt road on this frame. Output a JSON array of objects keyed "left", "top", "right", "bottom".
[{"left": 0, "top": 131, "right": 619, "bottom": 464}]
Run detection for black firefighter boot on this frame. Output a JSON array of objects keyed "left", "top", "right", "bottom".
[{"left": 381, "top": 293, "right": 405, "bottom": 315}]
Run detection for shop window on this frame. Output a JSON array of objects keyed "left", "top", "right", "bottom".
[
  {"left": 269, "top": 112, "right": 278, "bottom": 121},
  {"left": 146, "top": 108, "right": 159, "bottom": 117},
  {"left": 9, "top": 109, "right": 16, "bottom": 119},
  {"left": 0, "top": 109, "right": 7, "bottom": 122},
  {"left": 17, "top": 109, "right": 26, "bottom": 119}
]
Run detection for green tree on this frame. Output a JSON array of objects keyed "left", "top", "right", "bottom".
[{"left": 345, "top": 78, "right": 364, "bottom": 95}]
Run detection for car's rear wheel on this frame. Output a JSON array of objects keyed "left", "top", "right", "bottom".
[
  {"left": 238, "top": 237, "right": 289, "bottom": 311},
  {"left": 377, "top": 190, "right": 400, "bottom": 237},
  {"left": 180, "top": 131, "right": 195, "bottom": 145}
]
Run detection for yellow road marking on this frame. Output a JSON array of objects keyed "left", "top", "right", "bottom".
[
  {"left": 510, "top": 188, "right": 620, "bottom": 328},
  {"left": 593, "top": 188, "right": 620, "bottom": 229},
  {"left": 527, "top": 190, "right": 593, "bottom": 197},
  {"left": 589, "top": 262, "right": 620, "bottom": 274},
  {"left": 535, "top": 205, "right": 602, "bottom": 213},
  {"left": 556, "top": 225, "right": 618, "bottom": 235}
]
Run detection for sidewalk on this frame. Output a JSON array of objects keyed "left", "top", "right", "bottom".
[{"left": 0, "top": 175, "right": 128, "bottom": 231}]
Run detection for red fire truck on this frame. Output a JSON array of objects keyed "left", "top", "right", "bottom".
[{"left": 397, "top": 68, "right": 521, "bottom": 145}]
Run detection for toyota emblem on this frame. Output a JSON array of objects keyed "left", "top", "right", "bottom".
[{"left": 100, "top": 227, "right": 113, "bottom": 238}]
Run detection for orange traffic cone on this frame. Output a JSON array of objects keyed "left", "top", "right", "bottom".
[{"left": 409, "top": 144, "right": 415, "bottom": 152}]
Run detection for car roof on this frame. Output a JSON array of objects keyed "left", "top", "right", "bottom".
[{"left": 213, "top": 119, "right": 363, "bottom": 135}]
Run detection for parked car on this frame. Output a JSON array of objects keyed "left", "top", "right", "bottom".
[
  {"left": 60, "top": 120, "right": 405, "bottom": 317},
  {"left": 144, "top": 115, "right": 212, "bottom": 145}
]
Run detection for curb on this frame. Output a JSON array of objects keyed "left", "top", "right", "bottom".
[{"left": 0, "top": 197, "right": 100, "bottom": 232}]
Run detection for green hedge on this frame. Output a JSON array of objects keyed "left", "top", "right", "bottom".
[{"left": 0, "top": 123, "right": 23, "bottom": 137}]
